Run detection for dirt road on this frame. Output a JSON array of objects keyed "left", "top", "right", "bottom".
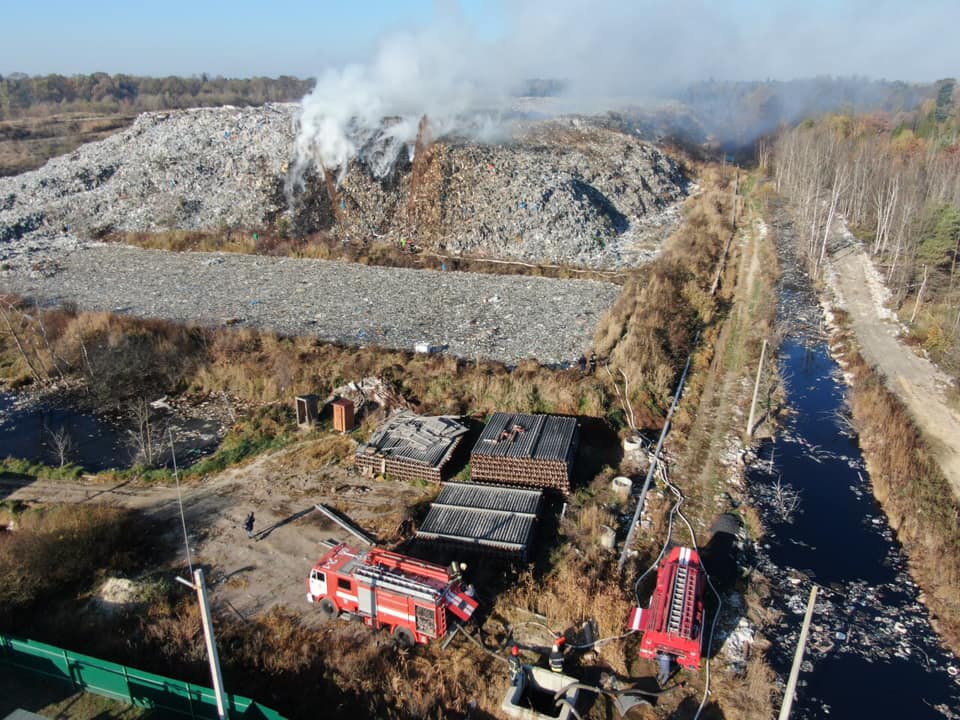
[
  {"left": 825, "top": 221, "right": 960, "bottom": 500},
  {"left": 0, "top": 440, "right": 434, "bottom": 624}
]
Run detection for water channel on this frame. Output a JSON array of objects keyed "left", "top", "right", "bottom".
[{"left": 748, "top": 220, "right": 960, "bottom": 718}]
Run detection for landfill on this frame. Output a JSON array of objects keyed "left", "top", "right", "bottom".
[{"left": 1, "top": 105, "right": 688, "bottom": 270}]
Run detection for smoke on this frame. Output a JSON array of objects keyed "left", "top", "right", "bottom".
[
  {"left": 291, "top": 5, "right": 510, "bottom": 187},
  {"left": 291, "top": 0, "right": 960, "bottom": 184}
]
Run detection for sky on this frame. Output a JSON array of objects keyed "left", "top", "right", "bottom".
[{"left": 1, "top": 0, "right": 957, "bottom": 84}]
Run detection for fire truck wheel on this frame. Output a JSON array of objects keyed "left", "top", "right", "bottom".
[
  {"left": 393, "top": 626, "right": 415, "bottom": 648},
  {"left": 318, "top": 598, "right": 338, "bottom": 620}
]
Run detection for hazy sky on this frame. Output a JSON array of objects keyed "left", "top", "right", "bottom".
[{"left": 1, "top": 0, "right": 957, "bottom": 84}]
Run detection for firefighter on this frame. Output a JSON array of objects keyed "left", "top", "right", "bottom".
[
  {"left": 657, "top": 653, "right": 672, "bottom": 686},
  {"left": 508, "top": 645, "right": 523, "bottom": 685},
  {"left": 244, "top": 512, "right": 255, "bottom": 539},
  {"left": 548, "top": 636, "right": 566, "bottom": 673},
  {"left": 577, "top": 355, "right": 587, "bottom": 373},
  {"left": 589, "top": 352, "right": 597, "bottom": 374}
]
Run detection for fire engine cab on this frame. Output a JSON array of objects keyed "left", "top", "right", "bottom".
[
  {"left": 628, "top": 546, "right": 706, "bottom": 679},
  {"left": 307, "top": 543, "right": 478, "bottom": 647}
]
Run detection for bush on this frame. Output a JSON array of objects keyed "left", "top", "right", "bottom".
[{"left": 0, "top": 504, "right": 141, "bottom": 620}]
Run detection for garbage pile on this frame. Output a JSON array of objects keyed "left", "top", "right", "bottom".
[
  {"left": 0, "top": 104, "right": 294, "bottom": 258},
  {"left": 333, "top": 117, "right": 689, "bottom": 268},
  {"left": 2, "top": 105, "right": 688, "bottom": 270}
]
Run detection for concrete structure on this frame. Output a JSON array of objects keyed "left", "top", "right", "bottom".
[
  {"left": 356, "top": 411, "right": 468, "bottom": 483},
  {"left": 471, "top": 412, "right": 579, "bottom": 494},
  {"left": 501, "top": 667, "right": 579, "bottom": 720}
]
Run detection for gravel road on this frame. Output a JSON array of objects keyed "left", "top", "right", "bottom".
[
  {"left": 0, "top": 242, "right": 621, "bottom": 366},
  {"left": 825, "top": 219, "right": 960, "bottom": 501}
]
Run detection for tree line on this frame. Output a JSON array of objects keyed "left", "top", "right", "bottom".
[
  {"left": 0, "top": 72, "right": 314, "bottom": 119},
  {"left": 683, "top": 76, "right": 934, "bottom": 153},
  {"left": 770, "top": 78, "right": 960, "bottom": 375}
]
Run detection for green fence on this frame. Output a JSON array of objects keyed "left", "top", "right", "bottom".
[{"left": 0, "top": 634, "right": 286, "bottom": 720}]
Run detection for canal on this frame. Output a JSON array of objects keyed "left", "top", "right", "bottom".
[{"left": 748, "top": 217, "right": 960, "bottom": 718}]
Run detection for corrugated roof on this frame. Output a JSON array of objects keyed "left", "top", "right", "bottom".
[
  {"left": 471, "top": 412, "right": 578, "bottom": 462},
  {"left": 436, "top": 482, "right": 542, "bottom": 514},
  {"left": 357, "top": 410, "right": 468, "bottom": 468},
  {"left": 416, "top": 482, "right": 542, "bottom": 553}
]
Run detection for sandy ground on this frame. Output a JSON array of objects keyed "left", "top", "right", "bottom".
[
  {"left": 0, "top": 439, "right": 435, "bottom": 625},
  {"left": 825, "top": 220, "right": 960, "bottom": 500}
]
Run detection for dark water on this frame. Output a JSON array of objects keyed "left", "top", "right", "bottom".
[
  {"left": 0, "top": 392, "right": 221, "bottom": 472},
  {"left": 749, "top": 221, "right": 960, "bottom": 718}
]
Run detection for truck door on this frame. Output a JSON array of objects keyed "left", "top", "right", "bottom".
[
  {"left": 309, "top": 570, "right": 327, "bottom": 598},
  {"left": 358, "top": 584, "right": 376, "bottom": 621}
]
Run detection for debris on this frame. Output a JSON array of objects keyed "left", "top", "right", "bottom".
[
  {"left": 356, "top": 410, "right": 468, "bottom": 483},
  {"left": 314, "top": 504, "right": 376, "bottom": 546}
]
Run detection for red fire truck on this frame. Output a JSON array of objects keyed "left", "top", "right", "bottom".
[
  {"left": 307, "top": 543, "right": 478, "bottom": 647},
  {"left": 628, "top": 546, "right": 706, "bottom": 676}
]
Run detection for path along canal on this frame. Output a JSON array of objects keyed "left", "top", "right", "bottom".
[{"left": 747, "top": 220, "right": 960, "bottom": 718}]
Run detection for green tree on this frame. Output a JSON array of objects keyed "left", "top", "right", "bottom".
[{"left": 918, "top": 204, "right": 960, "bottom": 269}]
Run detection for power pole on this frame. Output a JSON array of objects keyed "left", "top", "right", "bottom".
[
  {"left": 746, "top": 338, "right": 768, "bottom": 437},
  {"left": 778, "top": 585, "right": 818, "bottom": 720},
  {"left": 177, "top": 569, "right": 229, "bottom": 720}
]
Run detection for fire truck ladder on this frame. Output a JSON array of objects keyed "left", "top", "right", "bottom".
[
  {"left": 352, "top": 563, "right": 441, "bottom": 604},
  {"left": 667, "top": 564, "right": 693, "bottom": 637}
]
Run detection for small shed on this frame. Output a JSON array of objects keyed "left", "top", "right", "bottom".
[
  {"left": 470, "top": 412, "right": 579, "bottom": 494},
  {"left": 295, "top": 394, "right": 319, "bottom": 427},
  {"left": 356, "top": 410, "right": 468, "bottom": 483},
  {"left": 331, "top": 397, "right": 355, "bottom": 432},
  {"left": 416, "top": 482, "right": 543, "bottom": 559}
]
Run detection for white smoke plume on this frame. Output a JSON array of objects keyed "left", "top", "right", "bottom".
[
  {"left": 290, "top": 6, "right": 509, "bottom": 187},
  {"left": 290, "top": 0, "right": 960, "bottom": 187}
]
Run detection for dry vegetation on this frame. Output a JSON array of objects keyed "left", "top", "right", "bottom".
[
  {"left": 594, "top": 164, "right": 733, "bottom": 425},
  {"left": 0, "top": 113, "right": 135, "bottom": 176},
  {"left": 106, "top": 227, "right": 626, "bottom": 282},
  {"left": 0, "top": 161, "right": 770, "bottom": 719},
  {"left": 829, "top": 309, "right": 960, "bottom": 653}
]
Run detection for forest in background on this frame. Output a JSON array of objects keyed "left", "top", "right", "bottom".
[
  {"left": 0, "top": 73, "right": 313, "bottom": 119},
  {"left": 771, "top": 78, "right": 960, "bottom": 378}
]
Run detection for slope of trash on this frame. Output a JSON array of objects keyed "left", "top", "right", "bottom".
[{"left": 1, "top": 104, "right": 687, "bottom": 269}]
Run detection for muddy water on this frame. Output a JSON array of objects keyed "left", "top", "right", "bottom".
[
  {"left": 748, "top": 218, "right": 960, "bottom": 718},
  {"left": 0, "top": 392, "right": 221, "bottom": 472}
]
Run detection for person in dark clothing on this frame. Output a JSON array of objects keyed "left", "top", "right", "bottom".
[
  {"left": 244, "top": 512, "right": 255, "bottom": 539},
  {"left": 577, "top": 355, "right": 587, "bottom": 373},
  {"left": 508, "top": 645, "right": 523, "bottom": 685},
  {"left": 589, "top": 352, "right": 597, "bottom": 374}
]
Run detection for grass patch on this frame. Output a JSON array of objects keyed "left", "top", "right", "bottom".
[{"left": 0, "top": 457, "right": 85, "bottom": 480}]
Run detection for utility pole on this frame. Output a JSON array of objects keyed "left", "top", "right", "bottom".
[
  {"left": 778, "top": 585, "right": 818, "bottom": 720},
  {"left": 176, "top": 569, "right": 229, "bottom": 720},
  {"left": 746, "top": 338, "right": 768, "bottom": 437}
]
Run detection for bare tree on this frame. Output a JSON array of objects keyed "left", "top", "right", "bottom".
[
  {"left": 44, "top": 423, "right": 74, "bottom": 467},
  {"left": 772, "top": 476, "right": 802, "bottom": 523},
  {"left": 127, "top": 397, "right": 168, "bottom": 467}
]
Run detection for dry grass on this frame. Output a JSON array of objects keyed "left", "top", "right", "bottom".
[
  {"left": 828, "top": 310, "right": 960, "bottom": 653},
  {"left": 0, "top": 298, "right": 617, "bottom": 421},
  {"left": 0, "top": 503, "right": 142, "bottom": 622},
  {"left": 594, "top": 164, "right": 733, "bottom": 423}
]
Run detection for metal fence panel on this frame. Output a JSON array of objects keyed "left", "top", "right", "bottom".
[{"left": 0, "top": 634, "right": 286, "bottom": 720}]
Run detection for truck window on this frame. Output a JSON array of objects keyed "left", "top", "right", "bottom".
[
  {"left": 337, "top": 578, "right": 352, "bottom": 591},
  {"left": 311, "top": 570, "right": 325, "bottom": 583}
]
